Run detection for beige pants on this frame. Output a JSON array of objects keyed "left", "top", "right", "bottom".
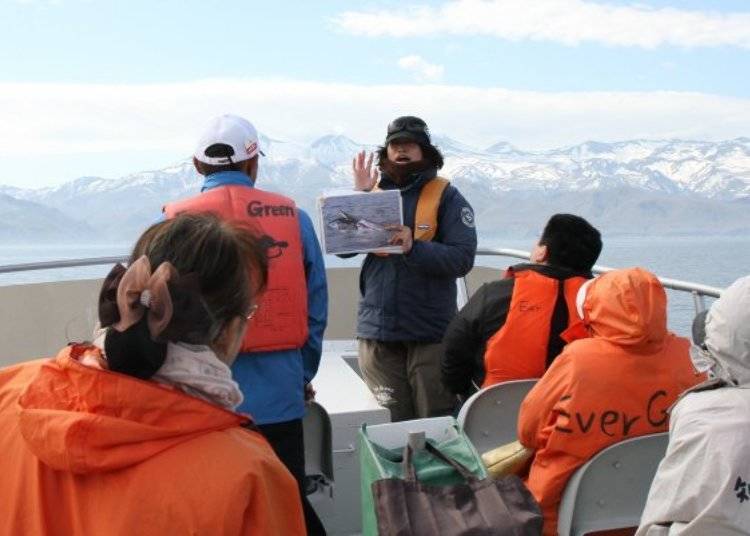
[{"left": 358, "top": 339, "right": 457, "bottom": 422}]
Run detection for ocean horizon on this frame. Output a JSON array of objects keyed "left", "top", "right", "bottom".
[{"left": 1, "top": 234, "right": 746, "bottom": 337}]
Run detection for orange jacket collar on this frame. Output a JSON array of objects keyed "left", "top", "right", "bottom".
[{"left": 17, "top": 345, "right": 248, "bottom": 474}]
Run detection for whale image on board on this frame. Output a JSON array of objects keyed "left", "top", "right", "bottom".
[{"left": 318, "top": 189, "right": 403, "bottom": 255}]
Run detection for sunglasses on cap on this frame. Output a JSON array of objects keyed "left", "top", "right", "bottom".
[{"left": 387, "top": 116, "right": 428, "bottom": 136}]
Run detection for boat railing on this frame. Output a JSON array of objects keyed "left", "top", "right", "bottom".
[
  {"left": 1, "top": 248, "right": 723, "bottom": 316},
  {"left": 0, "top": 256, "right": 129, "bottom": 275},
  {"left": 459, "top": 247, "right": 723, "bottom": 314}
]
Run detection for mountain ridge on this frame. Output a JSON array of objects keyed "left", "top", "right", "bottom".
[{"left": 2, "top": 136, "right": 749, "bottom": 242}]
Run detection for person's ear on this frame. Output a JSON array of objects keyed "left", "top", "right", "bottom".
[
  {"left": 531, "top": 243, "right": 548, "bottom": 263},
  {"left": 211, "top": 316, "right": 246, "bottom": 366},
  {"left": 193, "top": 157, "right": 205, "bottom": 176},
  {"left": 538, "top": 244, "right": 549, "bottom": 262},
  {"left": 243, "top": 156, "right": 259, "bottom": 182}
]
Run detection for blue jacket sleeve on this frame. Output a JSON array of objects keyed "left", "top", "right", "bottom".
[
  {"left": 298, "top": 209, "right": 328, "bottom": 384},
  {"left": 404, "top": 186, "right": 477, "bottom": 278}
]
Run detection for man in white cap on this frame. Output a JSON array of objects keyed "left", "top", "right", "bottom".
[{"left": 163, "top": 114, "right": 328, "bottom": 534}]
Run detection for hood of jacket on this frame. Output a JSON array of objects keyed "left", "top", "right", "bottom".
[
  {"left": 17, "top": 345, "right": 247, "bottom": 474},
  {"left": 703, "top": 275, "right": 750, "bottom": 386},
  {"left": 582, "top": 267, "right": 667, "bottom": 350}
]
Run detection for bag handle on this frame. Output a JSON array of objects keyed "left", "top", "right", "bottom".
[{"left": 402, "top": 441, "right": 478, "bottom": 483}]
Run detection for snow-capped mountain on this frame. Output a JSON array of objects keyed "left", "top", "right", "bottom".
[
  {"left": 446, "top": 137, "right": 750, "bottom": 199},
  {"left": 2, "top": 135, "right": 749, "bottom": 242},
  {"left": 307, "top": 135, "right": 366, "bottom": 167}
]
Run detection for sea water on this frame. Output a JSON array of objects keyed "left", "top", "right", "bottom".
[
  {"left": 328, "top": 234, "right": 748, "bottom": 336},
  {"left": 479, "top": 235, "right": 747, "bottom": 336},
  {"left": 1, "top": 235, "right": 748, "bottom": 336}
]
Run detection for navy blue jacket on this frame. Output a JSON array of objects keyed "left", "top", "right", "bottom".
[{"left": 357, "top": 168, "right": 477, "bottom": 342}]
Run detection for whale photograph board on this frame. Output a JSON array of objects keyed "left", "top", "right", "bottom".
[{"left": 318, "top": 189, "right": 403, "bottom": 255}]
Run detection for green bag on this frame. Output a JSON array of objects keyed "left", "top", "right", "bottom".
[{"left": 359, "top": 418, "right": 487, "bottom": 536}]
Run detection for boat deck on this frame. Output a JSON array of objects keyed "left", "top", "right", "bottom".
[{"left": 0, "top": 253, "right": 723, "bottom": 535}]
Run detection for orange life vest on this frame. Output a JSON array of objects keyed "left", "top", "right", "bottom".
[
  {"left": 164, "top": 185, "right": 308, "bottom": 353},
  {"left": 482, "top": 269, "right": 587, "bottom": 387}
]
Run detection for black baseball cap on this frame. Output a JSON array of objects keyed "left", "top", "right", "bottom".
[{"left": 385, "top": 116, "right": 432, "bottom": 146}]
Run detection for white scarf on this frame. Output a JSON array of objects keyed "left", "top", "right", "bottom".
[
  {"left": 92, "top": 326, "right": 244, "bottom": 411},
  {"left": 152, "top": 343, "right": 244, "bottom": 411}
]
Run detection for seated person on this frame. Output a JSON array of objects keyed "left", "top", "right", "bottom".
[
  {"left": 442, "top": 213, "right": 602, "bottom": 397},
  {"left": 0, "top": 214, "right": 305, "bottom": 535},
  {"left": 637, "top": 275, "right": 750, "bottom": 536},
  {"left": 518, "top": 268, "right": 704, "bottom": 536}
]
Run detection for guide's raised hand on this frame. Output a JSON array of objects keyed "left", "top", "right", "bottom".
[
  {"left": 352, "top": 150, "right": 379, "bottom": 192},
  {"left": 387, "top": 225, "right": 413, "bottom": 254}
]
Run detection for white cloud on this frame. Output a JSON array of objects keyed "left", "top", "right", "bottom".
[
  {"left": 2, "top": 78, "right": 750, "bottom": 186},
  {"left": 397, "top": 55, "right": 445, "bottom": 81},
  {"left": 13, "top": 0, "right": 63, "bottom": 5},
  {"left": 333, "top": 0, "right": 750, "bottom": 49}
]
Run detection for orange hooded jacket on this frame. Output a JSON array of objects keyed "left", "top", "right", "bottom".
[
  {"left": 517, "top": 268, "right": 704, "bottom": 536},
  {"left": 0, "top": 345, "right": 306, "bottom": 536}
]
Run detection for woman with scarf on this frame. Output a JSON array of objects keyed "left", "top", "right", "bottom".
[{"left": 0, "top": 213, "right": 305, "bottom": 535}]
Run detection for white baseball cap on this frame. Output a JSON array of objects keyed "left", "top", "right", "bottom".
[{"left": 194, "top": 114, "right": 264, "bottom": 165}]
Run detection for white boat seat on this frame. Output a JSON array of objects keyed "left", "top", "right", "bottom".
[
  {"left": 303, "top": 401, "right": 334, "bottom": 494},
  {"left": 364, "top": 416, "right": 458, "bottom": 450},
  {"left": 557, "top": 432, "right": 669, "bottom": 536},
  {"left": 456, "top": 379, "right": 538, "bottom": 455}
]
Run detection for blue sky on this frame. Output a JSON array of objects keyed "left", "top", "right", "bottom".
[{"left": 1, "top": 0, "right": 750, "bottom": 187}]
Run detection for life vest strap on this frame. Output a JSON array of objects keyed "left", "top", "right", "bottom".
[
  {"left": 372, "top": 176, "right": 449, "bottom": 242},
  {"left": 414, "top": 177, "right": 449, "bottom": 242}
]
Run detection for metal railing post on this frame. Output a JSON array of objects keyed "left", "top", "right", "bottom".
[
  {"left": 457, "top": 277, "right": 470, "bottom": 309},
  {"left": 692, "top": 291, "right": 706, "bottom": 314}
]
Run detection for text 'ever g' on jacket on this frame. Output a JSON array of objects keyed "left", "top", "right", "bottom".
[{"left": 517, "top": 268, "right": 704, "bottom": 536}]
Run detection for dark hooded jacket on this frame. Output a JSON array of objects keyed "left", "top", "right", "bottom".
[{"left": 356, "top": 167, "right": 477, "bottom": 342}]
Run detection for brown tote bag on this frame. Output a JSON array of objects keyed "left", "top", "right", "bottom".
[{"left": 372, "top": 442, "right": 542, "bottom": 536}]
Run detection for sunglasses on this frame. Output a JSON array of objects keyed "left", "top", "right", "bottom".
[{"left": 387, "top": 117, "right": 428, "bottom": 136}]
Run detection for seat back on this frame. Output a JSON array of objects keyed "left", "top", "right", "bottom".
[
  {"left": 557, "top": 432, "right": 669, "bottom": 536},
  {"left": 303, "top": 401, "right": 334, "bottom": 483},
  {"left": 364, "top": 416, "right": 458, "bottom": 450},
  {"left": 456, "top": 379, "right": 538, "bottom": 454}
]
